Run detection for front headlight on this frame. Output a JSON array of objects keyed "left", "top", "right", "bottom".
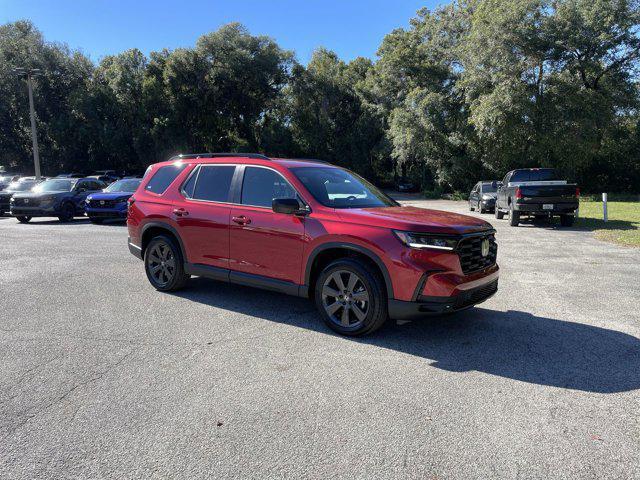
[
  {"left": 10, "top": 197, "right": 15, "bottom": 203},
  {"left": 393, "top": 230, "right": 459, "bottom": 251}
]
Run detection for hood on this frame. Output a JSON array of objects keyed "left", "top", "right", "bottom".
[
  {"left": 86, "top": 192, "right": 133, "bottom": 201},
  {"left": 482, "top": 192, "right": 497, "bottom": 199},
  {"left": 12, "top": 191, "right": 68, "bottom": 198},
  {"left": 336, "top": 205, "right": 493, "bottom": 235}
]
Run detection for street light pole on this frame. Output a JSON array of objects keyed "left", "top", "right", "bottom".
[{"left": 13, "top": 68, "right": 42, "bottom": 180}]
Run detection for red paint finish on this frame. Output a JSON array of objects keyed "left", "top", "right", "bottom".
[{"left": 128, "top": 155, "right": 499, "bottom": 304}]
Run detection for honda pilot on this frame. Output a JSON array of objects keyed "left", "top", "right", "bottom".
[{"left": 127, "top": 154, "right": 499, "bottom": 336}]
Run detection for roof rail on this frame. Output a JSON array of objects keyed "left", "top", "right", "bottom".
[
  {"left": 170, "top": 152, "right": 271, "bottom": 161},
  {"left": 288, "top": 158, "right": 332, "bottom": 165}
]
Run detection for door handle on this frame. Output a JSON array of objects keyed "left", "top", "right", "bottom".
[
  {"left": 232, "top": 215, "right": 251, "bottom": 225},
  {"left": 173, "top": 208, "right": 189, "bottom": 217}
]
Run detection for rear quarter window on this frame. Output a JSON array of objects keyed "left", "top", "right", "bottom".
[{"left": 145, "top": 164, "right": 188, "bottom": 194}]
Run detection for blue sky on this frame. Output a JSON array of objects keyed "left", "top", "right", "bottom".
[{"left": 1, "top": 0, "right": 440, "bottom": 64}]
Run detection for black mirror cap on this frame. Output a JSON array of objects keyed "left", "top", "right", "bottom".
[{"left": 272, "top": 198, "right": 303, "bottom": 215}]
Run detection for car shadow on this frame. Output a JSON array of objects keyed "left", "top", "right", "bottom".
[{"left": 171, "top": 277, "right": 640, "bottom": 394}]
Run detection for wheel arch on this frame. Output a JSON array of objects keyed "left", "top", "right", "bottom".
[
  {"left": 140, "top": 222, "right": 187, "bottom": 262},
  {"left": 304, "top": 242, "right": 394, "bottom": 299}
]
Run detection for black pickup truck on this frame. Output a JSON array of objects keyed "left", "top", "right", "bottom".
[{"left": 495, "top": 168, "right": 579, "bottom": 227}]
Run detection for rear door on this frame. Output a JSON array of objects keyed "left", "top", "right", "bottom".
[
  {"left": 229, "top": 166, "right": 306, "bottom": 285},
  {"left": 175, "top": 164, "right": 236, "bottom": 270}
]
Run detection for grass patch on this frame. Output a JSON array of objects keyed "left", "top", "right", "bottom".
[{"left": 577, "top": 201, "right": 640, "bottom": 247}]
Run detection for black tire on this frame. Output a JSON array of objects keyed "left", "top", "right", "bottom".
[
  {"left": 16, "top": 216, "right": 32, "bottom": 223},
  {"left": 89, "top": 218, "right": 104, "bottom": 225},
  {"left": 509, "top": 202, "right": 520, "bottom": 226},
  {"left": 144, "top": 235, "right": 190, "bottom": 291},
  {"left": 58, "top": 202, "right": 75, "bottom": 222},
  {"left": 0, "top": 209, "right": 5, "bottom": 217},
  {"left": 314, "top": 258, "right": 388, "bottom": 336},
  {"left": 495, "top": 206, "right": 505, "bottom": 220},
  {"left": 560, "top": 214, "right": 575, "bottom": 227}
]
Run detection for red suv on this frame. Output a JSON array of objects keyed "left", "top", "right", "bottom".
[{"left": 127, "top": 154, "right": 499, "bottom": 336}]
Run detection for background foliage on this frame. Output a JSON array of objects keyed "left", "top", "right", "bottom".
[{"left": 1, "top": 0, "right": 639, "bottom": 193}]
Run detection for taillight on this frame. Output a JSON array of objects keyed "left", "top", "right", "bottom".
[
  {"left": 515, "top": 187, "right": 523, "bottom": 199},
  {"left": 575, "top": 187, "right": 580, "bottom": 198}
]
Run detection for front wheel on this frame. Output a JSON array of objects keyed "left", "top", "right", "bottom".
[
  {"left": 16, "top": 216, "right": 32, "bottom": 223},
  {"left": 560, "top": 214, "right": 575, "bottom": 227},
  {"left": 144, "top": 235, "right": 190, "bottom": 291},
  {"left": 314, "top": 258, "right": 387, "bottom": 336},
  {"left": 495, "top": 206, "right": 505, "bottom": 220},
  {"left": 58, "top": 203, "right": 75, "bottom": 222}
]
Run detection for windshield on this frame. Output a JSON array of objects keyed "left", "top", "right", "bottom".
[
  {"left": 105, "top": 179, "right": 141, "bottom": 193},
  {"left": 291, "top": 166, "right": 398, "bottom": 209},
  {"left": 482, "top": 183, "right": 497, "bottom": 193},
  {"left": 6, "top": 181, "right": 37, "bottom": 192},
  {"left": 34, "top": 179, "right": 77, "bottom": 192}
]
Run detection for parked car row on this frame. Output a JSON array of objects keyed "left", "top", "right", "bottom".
[
  {"left": 0, "top": 175, "right": 141, "bottom": 223},
  {"left": 469, "top": 168, "right": 579, "bottom": 227}
]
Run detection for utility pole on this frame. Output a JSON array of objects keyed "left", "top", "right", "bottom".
[{"left": 13, "top": 68, "right": 42, "bottom": 180}]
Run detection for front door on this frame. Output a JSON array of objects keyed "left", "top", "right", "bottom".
[{"left": 229, "top": 166, "right": 306, "bottom": 285}]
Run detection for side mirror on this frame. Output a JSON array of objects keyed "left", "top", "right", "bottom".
[{"left": 272, "top": 198, "right": 305, "bottom": 215}]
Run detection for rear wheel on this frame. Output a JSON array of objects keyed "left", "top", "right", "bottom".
[
  {"left": 560, "top": 214, "right": 575, "bottom": 227},
  {"left": 16, "top": 216, "right": 32, "bottom": 223},
  {"left": 509, "top": 202, "right": 520, "bottom": 226},
  {"left": 58, "top": 202, "right": 75, "bottom": 222},
  {"left": 314, "top": 258, "right": 387, "bottom": 336},
  {"left": 144, "top": 235, "right": 190, "bottom": 291}
]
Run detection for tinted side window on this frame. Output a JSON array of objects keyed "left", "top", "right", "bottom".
[
  {"left": 182, "top": 168, "right": 198, "bottom": 198},
  {"left": 192, "top": 165, "right": 235, "bottom": 202},
  {"left": 241, "top": 167, "right": 296, "bottom": 208},
  {"left": 145, "top": 164, "right": 188, "bottom": 194}
]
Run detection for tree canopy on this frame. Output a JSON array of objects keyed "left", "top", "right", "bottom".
[{"left": 1, "top": 0, "right": 639, "bottom": 193}]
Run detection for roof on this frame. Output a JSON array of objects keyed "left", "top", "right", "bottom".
[{"left": 168, "top": 153, "right": 331, "bottom": 168}]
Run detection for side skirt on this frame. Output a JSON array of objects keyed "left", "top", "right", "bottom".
[{"left": 184, "top": 262, "right": 307, "bottom": 298}]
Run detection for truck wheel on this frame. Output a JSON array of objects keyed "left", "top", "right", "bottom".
[
  {"left": 495, "top": 206, "right": 505, "bottom": 220},
  {"left": 509, "top": 203, "right": 520, "bottom": 226},
  {"left": 58, "top": 203, "right": 75, "bottom": 222},
  {"left": 315, "top": 258, "right": 387, "bottom": 336},
  {"left": 16, "top": 216, "right": 32, "bottom": 223},
  {"left": 560, "top": 214, "right": 575, "bottom": 227}
]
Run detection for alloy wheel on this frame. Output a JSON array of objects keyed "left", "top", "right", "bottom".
[
  {"left": 321, "top": 269, "right": 370, "bottom": 329},
  {"left": 147, "top": 242, "right": 176, "bottom": 286}
]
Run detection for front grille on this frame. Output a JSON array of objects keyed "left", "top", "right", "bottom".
[
  {"left": 457, "top": 233, "right": 497, "bottom": 275},
  {"left": 453, "top": 280, "right": 498, "bottom": 309},
  {"left": 88, "top": 199, "right": 117, "bottom": 208},
  {"left": 14, "top": 198, "right": 39, "bottom": 207}
]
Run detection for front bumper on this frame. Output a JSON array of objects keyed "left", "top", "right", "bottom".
[
  {"left": 86, "top": 207, "right": 127, "bottom": 218},
  {"left": 10, "top": 206, "right": 60, "bottom": 217},
  {"left": 388, "top": 279, "right": 498, "bottom": 320},
  {"left": 480, "top": 198, "right": 496, "bottom": 209}
]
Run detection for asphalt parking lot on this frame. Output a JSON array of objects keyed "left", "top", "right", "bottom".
[{"left": 1, "top": 199, "right": 639, "bottom": 479}]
